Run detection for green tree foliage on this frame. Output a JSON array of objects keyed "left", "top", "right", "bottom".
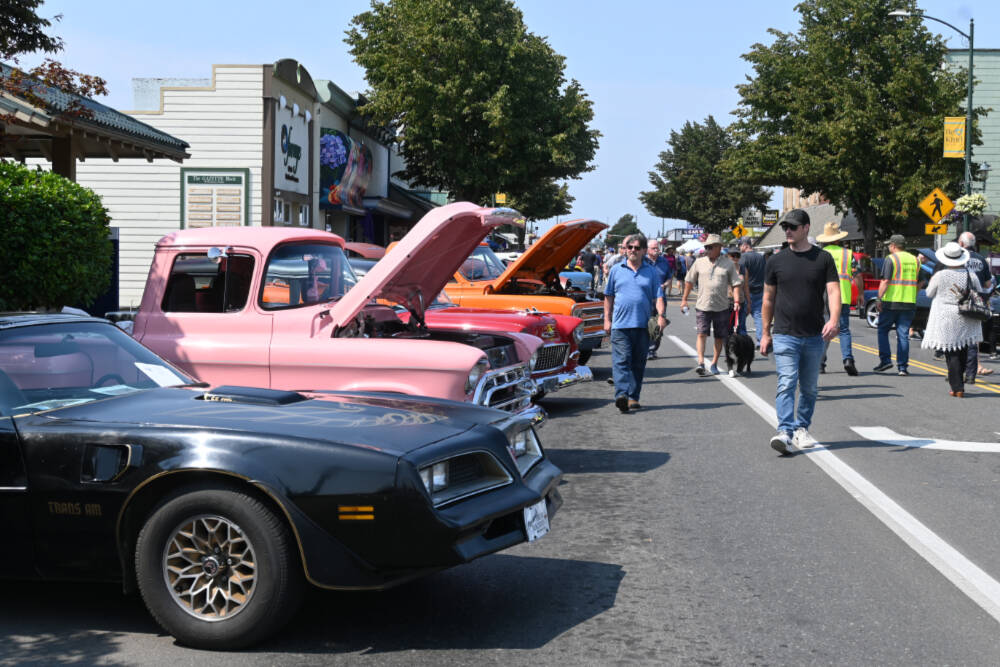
[
  {"left": 728, "top": 0, "right": 975, "bottom": 253},
  {"left": 607, "top": 214, "right": 641, "bottom": 244},
  {"left": 346, "top": 0, "right": 599, "bottom": 208},
  {"left": 0, "top": 161, "right": 112, "bottom": 310},
  {"left": 507, "top": 180, "right": 573, "bottom": 246},
  {"left": 0, "top": 0, "right": 108, "bottom": 116},
  {"left": 640, "top": 115, "right": 771, "bottom": 234}
]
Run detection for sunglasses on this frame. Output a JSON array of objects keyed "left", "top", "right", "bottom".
[
  {"left": 779, "top": 222, "right": 803, "bottom": 231},
  {"left": 626, "top": 244, "right": 643, "bottom": 250}
]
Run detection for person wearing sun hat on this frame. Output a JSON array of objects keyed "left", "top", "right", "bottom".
[
  {"left": 816, "top": 220, "right": 858, "bottom": 376},
  {"left": 922, "top": 241, "right": 984, "bottom": 396},
  {"left": 874, "top": 234, "right": 918, "bottom": 375},
  {"left": 681, "top": 233, "right": 743, "bottom": 376}
]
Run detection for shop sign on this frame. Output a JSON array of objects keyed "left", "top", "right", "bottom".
[
  {"left": 319, "top": 128, "right": 373, "bottom": 209},
  {"left": 762, "top": 210, "right": 779, "bottom": 226},
  {"left": 274, "top": 102, "right": 309, "bottom": 195},
  {"left": 180, "top": 168, "right": 249, "bottom": 228}
]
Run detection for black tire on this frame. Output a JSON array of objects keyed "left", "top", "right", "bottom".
[
  {"left": 135, "top": 487, "right": 303, "bottom": 650},
  {"left": 578, "top": 350, "right": 593, "bottom": 366}
]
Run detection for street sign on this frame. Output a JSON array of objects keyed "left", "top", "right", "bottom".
[
  {"left": 762, "top": 210, "right": 779, "bottom": 226},
  {"left": 918, "top": 188, "right": 954, "bottom": 223},
  {"left": 925, "top": 223, "right": 948, "bottom": 235},
  {"left": 731, "top": 223, "right": 747, "bottom": 237},
  {"left": 494, "top": 193, "right": 507, "bottom": 205},
  {"left": 943, "top": 117, "right": 965, "bottom": 158}
]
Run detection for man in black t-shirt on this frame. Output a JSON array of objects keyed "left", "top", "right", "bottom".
[
  {"left": 760, "top": 209, "right": 841, "bottom": 455},
  {"left": 738, "top": 239, "right": 767, "bottom": 345}
]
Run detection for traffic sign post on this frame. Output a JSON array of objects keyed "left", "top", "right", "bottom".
[
  {"left": 918, "top": 188, "right": 954, "bottom": 223},
  {"left": 925, "top": 223, "right": 948, "bottom": 235}
]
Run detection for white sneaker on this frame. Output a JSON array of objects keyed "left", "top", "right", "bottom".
[
  {"left": 793, "top": 428, "right": 816, "bottom": 449},
  {"left": 770, "top": 432, "right": 792, "bottom": 455}
]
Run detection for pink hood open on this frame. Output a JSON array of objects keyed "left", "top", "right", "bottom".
[{"left": 328, "top": 202, "right": 522, "bottom": 326}]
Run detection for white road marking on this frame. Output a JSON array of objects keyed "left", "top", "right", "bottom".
[
  {"left": 852, "top": 426, "right": 1000, "bottom": 453},
  {"left": 668, "top": 334, "right": 1000, "bottom": 625}
]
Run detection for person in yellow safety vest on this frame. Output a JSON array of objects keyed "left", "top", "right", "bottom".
[
  {"left": 816, "top": 221, "right": 858, "bottom": 376},
  {"left": 875, "top": 234, "right": 918, "bottom": 375}
]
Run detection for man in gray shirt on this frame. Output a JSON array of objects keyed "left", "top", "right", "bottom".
[{"left": 739, "top": 239, "right": 767, "bottom": 348}]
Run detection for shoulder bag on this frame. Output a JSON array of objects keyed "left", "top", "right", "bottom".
[{"left": 958, "top": 267, "right": 993, "bottom": 322}]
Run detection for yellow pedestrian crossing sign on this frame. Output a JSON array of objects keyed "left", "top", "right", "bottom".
[
  {"left": 918, "top": 188, "right": 953, "bottom": 223},
  {"left": 732, "top": 223, "right": 747, "bottom": 237}
]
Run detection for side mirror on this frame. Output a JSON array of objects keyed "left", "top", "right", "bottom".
[{"left": 207, "top": 247, "right": 229, "bottom": 264}]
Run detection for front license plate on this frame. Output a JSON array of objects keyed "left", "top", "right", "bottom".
[{"left": 523, "top": 499, "right": 550, "bottom": 542}]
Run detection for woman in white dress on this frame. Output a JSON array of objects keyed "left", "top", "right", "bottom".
[{"left": 921, "top": 242, "right": 983, "bottom": 397}]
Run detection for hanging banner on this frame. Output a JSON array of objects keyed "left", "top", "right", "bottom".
[
  {"left": 319, "top": 128, "right": 373, "bottom": 210},
  {"left": 943, "top": 117, "right": 965, "bottom": 158}
]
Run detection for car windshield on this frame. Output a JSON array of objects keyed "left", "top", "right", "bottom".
[
  {"left": 429, "top": 290, "right": 457, "bottom": 308},
  {"left": 261, "top": 242, "right": 358, "bottom": 309},
  {"left": 0, "top": 321, "right": 193, "bottom": 416},
  {"left": 459, "top": 245, "right": 508, "bottom": 281}
]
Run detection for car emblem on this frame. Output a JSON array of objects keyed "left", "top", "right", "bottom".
[{"left": 541, "top": 324, "right": 557, "bottom": 339}]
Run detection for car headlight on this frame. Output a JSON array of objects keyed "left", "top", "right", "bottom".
[
  {"left": 572, "top": 323, "right": 584, "bottom": 344},
  {"left": 465, "top": 357, "right": 490, "bottom": 393},
  {"left": 419, "top": 461, "right": 449, "bottom": 492},
  {"left": 418, "top": 453, "right": 513, "bottom": 507},
  {"left": 506, "top": 426, "right": 543, "bottom": 476},
  {"left": 528, "top": 349, "right": 539, "bottom": 372}
]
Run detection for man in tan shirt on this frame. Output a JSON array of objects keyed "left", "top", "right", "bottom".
[{"left": 681, "top": 234, "right": 743, "bottom": 375}]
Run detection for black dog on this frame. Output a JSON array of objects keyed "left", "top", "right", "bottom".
[{"left": 725, "top": 333, "right": 755, "bottom": 377}]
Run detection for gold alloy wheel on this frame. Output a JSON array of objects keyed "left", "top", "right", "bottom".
[{"left": 162, "top": 514, "right": 257, "bottom": 621}]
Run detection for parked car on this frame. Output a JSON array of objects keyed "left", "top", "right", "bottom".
[
  {"left": 133, "top": 203, "right": 542, "bottom": 423},
  {"left": 349, "top": 256, "right": 592, "bottom": 399},
  {"left": 0, "top": 313, "right": 563, "bottom": 649},
  {"left": 343, "top": 242, "right": 386, "bottom": 259},
  {"left": 445, "top": 220, "right": 609, "bottom": 365},
  {"left": 559, "top": 269, "right": 594, "bottom": 291}
]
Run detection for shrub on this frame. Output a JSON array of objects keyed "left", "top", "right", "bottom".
[{"left": 0, "top": 160, "right": 112, "bottom": 310}]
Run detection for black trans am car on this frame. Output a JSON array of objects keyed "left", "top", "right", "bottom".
[{"left": 0, "top": 314, "right": 562, "bottom": 649}]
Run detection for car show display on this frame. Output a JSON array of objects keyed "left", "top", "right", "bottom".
[
  {"left": 133, "top": 204, "right": 544, "bottom": 423},
  {"left": 0, "top": 313, "right": 561, "bottom": 650}
]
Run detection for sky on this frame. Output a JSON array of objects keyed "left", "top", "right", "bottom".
[{"left": 15, "top": 0, "right": 1000, "bottom": 239}]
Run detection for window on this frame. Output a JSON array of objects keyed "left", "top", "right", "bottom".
[
  {"left": 162, "top": 253, "right": 255, "bottom": 313},
  {"left": 273, "top": 199, "right": 290, "bottom": 224},
  {"left": 298, "top": 205, "right": 310, "bottom": 227},
  {"left": 261, "top": 243, "right": 358, "bottom": 309}
]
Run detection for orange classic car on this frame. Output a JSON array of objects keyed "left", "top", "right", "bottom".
[{"left": 444, "top": 219, "right": 607, "bottom": 364}]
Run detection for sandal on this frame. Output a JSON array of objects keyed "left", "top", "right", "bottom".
[{"left": 978, "top": 367, "right": 994, "bottom": 376}]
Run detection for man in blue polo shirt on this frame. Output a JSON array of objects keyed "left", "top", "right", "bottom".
[{"left": 604, "top": 233, "right": 667, "bottom": 413}]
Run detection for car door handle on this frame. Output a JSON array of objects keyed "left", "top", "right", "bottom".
[{"left": 82, "top": 444, "right": 142, "bottom": 483}]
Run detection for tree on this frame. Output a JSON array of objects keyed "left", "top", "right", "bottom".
[
  {"left": 0, "top": 160, "right": 112, "bottom": 310},
  {"left": 346, "top": 0, "right": 599, "bottom": 209},
  {"left": 507, "top": 180, "right": 573, "bottom": 246},
  {"left": 639, "top": 115, "right": 771, "bottom": 234},
  {"left": 606, "top": 214, "right": 641, "bottom": 245},
  {"left": 1, "top": 0, "right": 108, "bottom": 118},
  {"left": 727, "top": 0, "right": 975, "bottom": 254}
]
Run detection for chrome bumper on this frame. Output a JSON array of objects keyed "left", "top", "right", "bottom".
[
  {"left": 534, "top": 364, "right": 594, "bottom": 395},
  {"left": 579, "top": 331, "right": 606, "bottom": 350}
]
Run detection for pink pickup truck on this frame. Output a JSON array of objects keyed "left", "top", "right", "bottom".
[{"left": 133, "top": 203, "right": 544, "bottom": 423}]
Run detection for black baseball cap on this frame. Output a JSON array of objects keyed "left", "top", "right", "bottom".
[{"left": 780, "top": 209, "right": 810, "bottom": 227}]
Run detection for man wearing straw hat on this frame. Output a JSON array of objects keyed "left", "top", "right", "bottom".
[{"left": 816, "top": 220, "right": 858, "bottom": 376}]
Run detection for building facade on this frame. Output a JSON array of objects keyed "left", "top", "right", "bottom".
[
  {"left": 63, "top": 60, "right": 429, "bottom": 308},
  {"left": 945, "top": 48, "right": 1000, "bottom": 215}
]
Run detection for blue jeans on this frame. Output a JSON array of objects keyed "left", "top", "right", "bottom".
[
  {"left": 611, "top": 327, "right": 650, "bottom": 401},
  {"left": 738, "top": 290, "right": 764, "bottom": 340},
  {"left": 773, "top": 334, "right": 825, "bottom": 436},
  {"left": 823, "top": 309, "right": 854, "bottom": 364},
  {"left": 877, "top": 308, "right": 916, "bottom": 370}
]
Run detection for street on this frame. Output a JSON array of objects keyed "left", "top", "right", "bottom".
[{"left": 2, "top": 305, "right": 1000, "bottom": 665}]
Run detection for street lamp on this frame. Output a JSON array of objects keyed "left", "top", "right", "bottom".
[{"left": 890, "top": 8, "right": 974, "bottom": 232}]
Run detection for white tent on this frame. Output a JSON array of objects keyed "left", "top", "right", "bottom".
[{"left": 676, "top": 238, "right": 704, "bottom": 253}]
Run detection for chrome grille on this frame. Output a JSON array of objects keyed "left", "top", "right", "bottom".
[
  {"left": 574, "top": 304, "right": 604, "bottom": 327},
  {"left": 473, "top": 364, "right": 533, "bottom": 413},
  {"left": 534, "top": 343, "right": 568, "bottom": 372}
]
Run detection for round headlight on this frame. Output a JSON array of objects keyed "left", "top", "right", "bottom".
[
  {"left": 572, "top": 323, "right": 584, "bottom": 344},
  {"left": 465, "top": 358, "right": 489, "bottom": 393}
]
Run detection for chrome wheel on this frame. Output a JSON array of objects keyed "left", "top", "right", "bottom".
[{"left": 163, "top": 514, "right": 257, "bottom": 621}]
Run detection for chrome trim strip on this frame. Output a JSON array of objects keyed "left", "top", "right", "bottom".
[{"left": 0, "top": 486, "right": 28, "bottom": 491}]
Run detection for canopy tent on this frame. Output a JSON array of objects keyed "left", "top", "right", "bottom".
[{"left": 676, "top": 238, "right": 704, "bottom": 253}]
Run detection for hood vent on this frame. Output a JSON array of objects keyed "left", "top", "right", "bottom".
[{"left": 201, "top": 386, "right": 309, "bottom": 406}]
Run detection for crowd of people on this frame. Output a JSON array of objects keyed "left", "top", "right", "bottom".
[{"left": 589, "top": 209, "right": 997, "bottom": 455}]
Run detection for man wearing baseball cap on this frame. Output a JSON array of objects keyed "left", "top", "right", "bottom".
[{"left": 874, "top": 234, "right": 918, "bottom": 375}]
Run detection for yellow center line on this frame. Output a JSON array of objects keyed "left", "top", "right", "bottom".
[{"left": 842, "top": 338, "right": 1000, "bottom": 395}]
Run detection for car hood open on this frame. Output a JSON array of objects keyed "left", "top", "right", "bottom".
[
  {"left": 491, "top": 219, "right": 606, "bottom": 289},
  {"left": 328, "top": 202, "right": 522, "bottom": 326}
]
